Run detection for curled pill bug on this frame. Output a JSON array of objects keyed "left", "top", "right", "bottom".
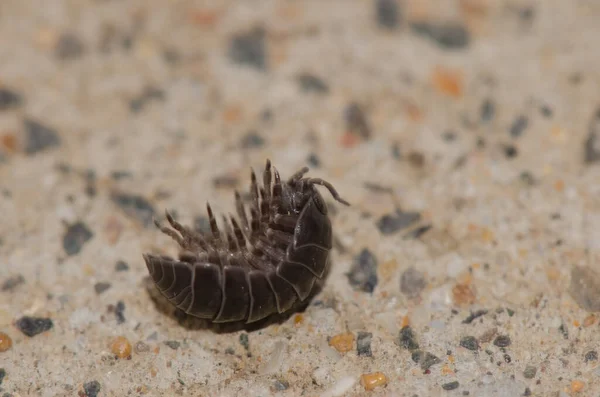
[{"left": 143, "top": 159, "right": 350, "bottom": 324}]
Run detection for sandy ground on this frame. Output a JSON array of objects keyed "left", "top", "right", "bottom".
[{"left": 1, "top": 0, "right": 600, "bottom": 396}]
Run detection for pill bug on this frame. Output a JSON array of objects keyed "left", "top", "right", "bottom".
[{"left": 143, "top": 159, "right": 349, "bottom": 324}]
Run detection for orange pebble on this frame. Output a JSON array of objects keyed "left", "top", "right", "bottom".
[
  {"left": 583, "top": 314, "right": 596, "bottom": 327},
  {"left": 360, "top": 372, "right": 388, "bottom": 391},
  {"left": 329, "top": 332, "right": 355, "bottom": 353},
  {"left": 452, "top": 283, "right": 476, "bottom": 305},
  {"left": 110, "top": 336, "right": 132, "bottom": 359},
  {"left": 571, "top": 380, "right": 585, "bottom": 393},
  {"left": 432, "top": 66, "right": 463, "bottom": 98},
  {"left": 293, "top": 314, "right": 304, "bottom": 326},
  {"left": 0, "top": 331, "right": 13, "bottom": 352}
]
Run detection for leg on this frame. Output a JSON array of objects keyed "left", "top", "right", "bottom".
[
  {"left": 307, "top": 178, "right": 350, "bottom": 206},
  {"left": 287, "top": 166, "right": 309, "bottom": 185}
]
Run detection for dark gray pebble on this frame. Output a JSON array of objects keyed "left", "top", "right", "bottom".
[
  {"left": 403, "top": 224, "right": 432, "bottom": 239},
  {"left": 584, "top": 109, "right": 600, "bottom": 164},
  {"left": 240, "top": 131, "right": 265, "bottom": 148},
  {"left": 129, "top": 86, "right": 165, "bottom": 113},
  {"left": 509, "top": 115, "right": 528, "bottom": 138},
  {"left": 0, "top": 368, "right": 5, "bottom": 385},
  {"left": 111, "top": 193, "right": 156, "bottom": 228},
  {"left": 297, "top": 73, "right": 330, "bottom": 94},
  {"left": 0, "top": 88, "right": 23, "bottom": 110},
  {"left": 357, "top": 331, "right": 373, "bottom": 357},
  {"left": 344, "top": 102, "right": 371, "bottom": 139},
  {"left": 307, "top": 153, "right": 321, "bottom": 168},
  {"left": 493, "top": 335, "right": 511, "bottom": 347},
  {"left": 94, "top": 282, "right": 111, "bottom": 294},
  {"left": 503, "top": 144, "right": 518, "bottom": 158},
  {"left": 585, "top": 350, "right": 598, "bottom": 362},
  {"left": 376, "top": 0, "right": 401, "bottom": 29},
  {"left": 411, "top": 22, "right": 470, "bottom": 49},
  {"left": 397, "top": 326, "right": 419, "bottom": 350},
  {"left": 15, "top": 316, "right": 53, "bottom": 337},
  {"left": 164, "top": 340, "right": 180, "bottom": 350},
  {"left": 376, "top": 210, "right": 420, "bottom": 235},
  {"left": 115, "top": 260, "right": 129, "bottom": 272},
  {"left": 411, "top": 350, "right": 441, "bottom": 370},
  {"left": 346, "top": 248, "right": 378, "bottom": 293},
  {"left": 83, "top": 380, "right": 101, "bottom": 397},
  {"left": 1, "top": 274, "right": 25, "bottom": 291},
  {"left": 462, "top": 309, "right": 487, "bottom": 324},
  {"left": 442, "top": 381, "right": 459, "bottom": 391},
  {"left": 63, "top": 222, "right": 94, "bottom": 256},
  {"left": 273, "top": 379, "right": 289, "bottom": 391},
  {"left": 228, "top": 27, "right": 267, "bottom": 70},
  {"left": 23, "top": 118, "right": 61, "bottom": 155},
  {"left": 115, "top": 300, "right": 126, "bottom": 324},
  {"left": 480, "top": 99, "right": 495, "bottom": 123},
  {"left": 459, "top": 336, "right": 479, "bottom": 351},
  {"left": 239, "top": 333, "right": 250, "bottom": 350},
  {"left": 55, "top": 32, "right": 85, "bottom": 60},
  {"left": 400, "top": 267, "right": 426, "bottom": 299},
  {"left": 523, "top": 365, "right": 537, "bottom": 379}
]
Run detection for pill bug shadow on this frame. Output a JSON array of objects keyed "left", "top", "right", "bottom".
[{"left": 143, "top": 159, "right": 349, "bottom": 333}]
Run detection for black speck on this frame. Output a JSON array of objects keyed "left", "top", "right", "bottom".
[
  {"left": 307, "top": 153, "right": 321, "bottom": 168},
  {"left": 403, "top": 224, "right": 432, "bottom": 240},
  {"left": 523, "top": 365, "right": 537, "bottom": 379},
  {"left": 376, "top": 210, "right": 420, "bottom": 235},
  {"left": 225, "top": 347, "right": 235, "bottom": 355},
  {"left": 94, "top": 282, "right": 111, "bottom": 294},
  {"left": 442, "top": 130, "right": 457, "bottom": 142},
  {"left": 585, "top": 350, "right": 598, "bottom": 363},
  {"left": 519, "top": 171, "right": 536, "bottom": 186},
  {"left": 392, "top": 142, "right": 402, "bottom": 159},
  {"left": 0, "top": 369, "right": 5, "bottom": 386},
  {"left": 115, "top": 300, "right": 126, "bottom": 324},
  {"left": 239, "top": 333, "right": 250, "bottom": 351},
  {"left": 15, "top": 316, "right": 53, "bottom": 337},
  {"left": 397, "top": 326, "right": 419, "bottom": 350},
  {"left": 540, "top": 104, "right": 553, "bottom": 118},
  {"left": 509, "top": 115, "right": 528, "bottom": 138},
  {"left": 357, "top": 331, "right": 373, "bottom": 357},
  {"left": 376, "top": 0, "right": 401, "bottom": 30},
  {"left": 584, "top": 108, "right": 600, "bottom": 164},
  {"left": 518, "top": 7, "right": 535, "bottom": 23},
  {"left": 503, "top": 144, "right": 518, "bottom": 158},
  {"left": 162, "top": 48, "right": 181, "bottom": 64},
  {"left": 111, "top": 170, "right": 133, "bottom": 180},
  {"left": 523, "top": 387, "right": 532, "bottom": 396},
  {"left": 442, "top": 381, "right": 459, "bottom": 391},
  {"left": 412, "top": 350, "right": 441, "bottom": 371},
  {"left": 462, "top": 392, "right": 470, "bottom": 396},
  {"left": 2, "top": 274, "right": 25, "bottom": 291},
  {"left": 493, "top": 335, "right": 511, "bottom": 347},
  {"left": 63, "top": 221, "right": 94, "bottom": 256},
  {"left": 506, "top": 308, "right": 515, "bottom": 317},
  {"left": 344, "top": 102, "right": 372, "bottom": 139},
  {"left": 297, "top": 73, "right": 330, "bottom": 94},
  {"left": 400, "top": 267, "right": 426, "bottom": 299},
  {"left": 115, "top": 260, "right": 129, "bottom": 272},
  {"left": 346, "top": 248, "right": 378, "bottom": 293},
  {"left": 0, "top": 88, "right": 23, "bottom": 110},
  {"left": 558, "top": 323, "right": 569, "bottom": 339},
  {"left": 130, "top": 86, "right": 165, "bottom": 113},
  {"left": 240, "top": 131, "right": 265, "bottom": 148},
  {"left": 164, "top": 340, "right": 180, "bottom": 350},
  {"left": 273, "top": 379, "right": 289, "bottom": 391},
  {"left": 459, "top": 336, "right": 479, "bottom": 351},
  {"left": 55, "top": 32, "right": 85, "bottom": 60},
  {"left": 480, "top": 99, "right": 495, "bottom": 123},
  {"left": 83, "top": 380, "right": 101, "bottom": 397},
  {"left": 228, "top": 27, "right": 267, "bottom": 70},
  {"left": 111, "top": 193, "right": 156, "bottom": 227},
  {"left": 23, "top": 118, "right": 61, "bottom": 155},
  {"left": 503, "top": 353, "right": 511, "bottom": 363},
  {"left": 462, "top": 310, "right": 488, "bottom": 324},
  {"left": 411, "top": 22, "right": 470, "bottom": 50}
]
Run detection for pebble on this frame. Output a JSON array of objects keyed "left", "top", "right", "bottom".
[
  {"left": 569, "top": 265, "right": 600, "bottom": 312},
  {"left": 228, "top": 27, "right": 267, "bottom": 70},
  {"left": 571, "top": 380, "right": 585, "bottom": 393},
  {"left": 397, "top": 326, "right": 419, "bottom": 350},
  {"left": 307, "top": 153, "right": 321, "bottom": 168},
  {"left": 376, "top": 210, "right": 420, "bottom": 235},
  {"left": 55, "top": 32, "right": 85, "bottom": 60},
  {"left": 0, "top": 368, "right": 5, "bottom": 385},
  {"left": 503, "top": 144, "right": 518, "bottom": 158},
  {"left": 585, "top": 350, "right": 598, "bottom": 362},
  {"left": 459, "top": 336, "right": 479, "bottom": 351},
  {"left": 480, "top": 99, "right": 495, "bottom": 123},
  {"left": 462, "top": 310, "right": 487, "bottom": 324},
  {"left": 0, "top": 332, "right": 12, "bottom": 352},
  {"left": 411, "top": 22, "right": 470, "bottom": 49},
  {"left": 134, "top": 341, "right": 150, "bottom": 353},
  {"left": 239, "top": 333, "right": 250, "bottom": 351},
  {"left": 584, "top": 108, "right": 600, "bottom": 164},
  {"left": 129, "top": 86, "right": 165, "bottom": 113},
  {"left": 344, "top": 102, "right": 371, "bottom": 139},
  {"left": 23, "top": 118, "right": 61, "bottom": 155},
  {"left": 115, "top": 301, "right": 126, "bottom": 324},
  {"left": 329, "top": 332, "right": 354, "bottom": 353},
  {"left": 115, "top": 260, "right": 129, "bottom": 272},
  {"left": 523, "top": 365, "right": 537, "bottom": 379},
  {"left": 509, "top": 115, "right": 528, "bottom": 138},
  {"left": 452, "top": 283, "right": 475, "bottom": 305},
  {"left": 493, "top": 335, "right": 511, "bottom": 347},
  {"left": 164, "top": 340, "right": 180, "bottom": 350},
  {"left": 0, "top": 88, "right": 23, "bottom": 110},
  {"left": 272, "top": 379, "right": 289, "bottom": 391},
  {"left": 346, "top": 249, "right": 378, "bottom": 293},
  {"left": 2, "top": 274, "right": 25, "bottom": 291},
  {"left": 442, "top": 381, "right": 459, "bottom": 391},
  {"left": 94, "top": 282, "right": 111, "bottom": 294},
  {"left": 15, "top": 316, "right": 53, "bottom": 337},
  {"left": 376, "top": 0, "right": 401, "bottom": 29},
  {"left": 240, "top": 131, "right": 265, "bottom": 148},
  {"left": 110, "top": 336, "right": 132, "bottom": 359},
  {"left": 320, "top": 376, "right": 356, "bottom": 397},
  {"left": 356, "top": 331, "right": 373, "bottom": 357},
  {"left": 82, "top": 380, "right": 101, "bottom": 397},
  {"left": 297, "top": 73, "right": 329, "bottom": 94},
  {"left": 63, "top": 221, "right": 94, "bottom": 256},
  {"left": 399, "top": 267, "right": 426, "bottom": 298},
  {"left": 360, "top": 372, "right": 387, "bottom": 391},
  {"left": 412, "top": 350, "right": 441, "bottom": 371},
  {"left": 111, "top": 193, "right": 156, "bottom": 228}
]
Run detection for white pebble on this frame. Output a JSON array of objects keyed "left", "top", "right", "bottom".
[{"left": 320, "top": 376, "right": 356, "bottom": 397}]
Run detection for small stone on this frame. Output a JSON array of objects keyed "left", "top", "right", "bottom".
[
  {"left": 110, "top": 336, "right": 132, "bottom": 359},
  {"left": 0, "top": 88, "right": 23, "bottom": 110},
  {"left": 399, "top": 267, "right": 426, "bottom": 298},
  {"left": 129, "top": 86, "right": 165, "bottom": 113},
  {"left": 452, "top": 283, "right": 476, "bottom": 305},
  {"left": 376, "top": 211, "right": 420, "bottom": 235},
  {"left": 478, "top": 327, "right": 498, "bottom": 344},
  {"left": 569, "top": 265, "right": 600, "bottom": 311},
  {"left": 164, "top": 340, "right": 180, "bottom": 350},
  {"left": 523, "top": 365, "right": 537, "bottom": 379},
  {"left": 376, "top": 0, "right": 400, "bottom": 29},
  {"left": 329, "top": 332, "right": 355, "bottom": 353},
  {"left": 307, "top": 153, "right": 321, "bottom": 168},
  {"left": 2, "top": 274, "right": 24, "bottom": 291},
  {"left": 407, "top": 151, "right": 425, "bottom": 167},
  {"left": 540, "top": 104, "right": 553, "bottom": 118},
  {"left": 570, "top": 380, "right": 585, "bottom": 393},
  {"left": 94, "top": 282, "right": 111, "bottom": 294},
  {"left": 63, "top": 221, "right": 94, "bottom": 256},
  {"left": 115, "top": 260, "right": 129, "bottom": 272},
  {"left": 240, "top": 131, "right": 265, "bottom": 148},
  {"left": 55, "top": 32, "right": 85, "bottom": 60},
  {"left": 503, "top": 144, "right": 518, "bottom": 158},
  {"left": 115, "top": 300, "right": 126, "bottom": 324},
  {"left": 272, "top": 379, "right": 289, "bottom": 391},
  {"left": 462, "top": 310, "right": 488, "bottom": 324},
  {"left": 397, "top": 326, "right": 419, "bottom": 350},
  {"left": 83, "top": 380, "right": 101, "bottom": 397},
  {"left": 460, "top": 336, "right": 479, "bottom": 351},
  {"left": 346, "top": 249, "right": 378, "bottom": 293},
  {"left": 239, "top": 333, "right": 250, "bottom": 350},
  {"left": 111, "top": 193, "right": 156, "bottom": 228},
  {"left": 584, "top": 109, "right": 600, "bottom": 164},
  {"left": 15, "top": 316, "right": 53, "bottom": 337},
  {"left": 523, "top": 387, "right": 532, "bottom": 396},
  {"left": 411, "top": 350, "right": 441, "bottom": 370},
  {"left": 297, "top": 73, "right": 329, "bottom": 94},
  {"left": 360, "top": 372, "right": 388, "bottom": 391},
  {"left": 0, "top": 332, "right": 13, "bottom": 352},
  {"left": 228, "top": 27, "right": 267, "bottom": 70},
  {"left": 411, "top": 22, "right": 470, "bottom": 49},
  {"left": 23, "top": 118, "right": 61, "bottom": 154},
  {"left": 134, "top": 341, "right": 150, "bottom": 353},
  {"left": 509, "top": 115, "right": 529, "bottom": 138},
  {"left": 356, "top": 332, "right": 373, "bottom": 357},
  {"left": 344, "top": 102, "right": 371, "bottom": 139},
  {"left": 0, "top": 368, "right": 5, "bottom": 386},
  {"left": 480, "top": 99, "right": 495, "bottom": 123},
  {"left": 493, "top": 335, "right": 511, "bottom": 347},
  {"left": 442, "top": 381, "right": 460, "bottom": 391},
  {"left": 585, "top": 350, "right": 598, "bottom": 362}
]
